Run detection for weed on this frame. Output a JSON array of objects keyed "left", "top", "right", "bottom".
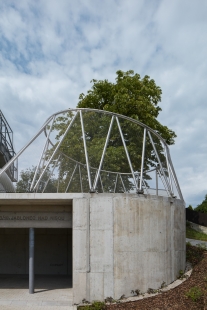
[
  {"left": 104, "top": 297, "right": 115, "bottom": 304},
  {"left": 185, "top": 286, "right": 203, "bottom": 302},
  {"left": 78, "top": 301, "right": 106, "bottom": 310},
  {"left": 147, "top": 288, "right": 157, "bottom": 294},
  {"left": 82, "top": 299, "right": 90, "bottom": 304},
  {"left": 131, "top": 289, "right": 140, "bottom": 296},
  {"left": 160, "top": 281, "right": 167, "bottom": 289},
  {"left": 119, "top": 294, "right": 125, "bottom": 300}
]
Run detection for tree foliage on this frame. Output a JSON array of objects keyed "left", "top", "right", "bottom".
[
  {"left": 77, "top": 70, "right": 176, "bottom": 145},
  {"left": 47, "top": 70, "right": 176, "bottom": 193},
  {"left": 194, "top": 194, "right": 207, "bottom": 213},
  {"left": 16, "top": 166, "right": 57, "bottom": 193}
]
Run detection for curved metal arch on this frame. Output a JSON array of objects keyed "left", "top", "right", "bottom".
[
  {"left": 43, "top": 108, "right": 169, "bottom": 145},
  {"left": 0, "top": 108, "right": 183, "bottom": 201}
]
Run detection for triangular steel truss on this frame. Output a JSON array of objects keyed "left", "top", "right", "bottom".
[{"left": 0, "top": 108, "right": 184, "bottom": 200}]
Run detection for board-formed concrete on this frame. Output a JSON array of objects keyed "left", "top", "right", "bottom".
[
  {"left": 0, "top": 193, "right": 185, "bottom": 305},
  {"left": 73, "top": 193, "right": 185, "bottom": 303}
]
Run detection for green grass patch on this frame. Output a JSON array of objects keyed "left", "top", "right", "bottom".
[
  {"left": 185, "top": 286, "right": 203, "bottom": 302},
  {"left": 186, "top": 223, "right": 207, "bottom": 241}
]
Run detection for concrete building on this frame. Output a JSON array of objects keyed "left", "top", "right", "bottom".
[{"left": 0, "top": 109, "right": 186, "bottom": 305}]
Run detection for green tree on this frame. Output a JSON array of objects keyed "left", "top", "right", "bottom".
[
  {"left": 16, "top": 166, "right": 57, "bottom": 193},
  {"left": 47, "top": 70, "right": 176, "bottom": 193},
  {"left": 194, "top": 195, "right": 207, "bottom": 213},
  {"left": 77, "top": 70, "right": 176, "bottom": 144}
]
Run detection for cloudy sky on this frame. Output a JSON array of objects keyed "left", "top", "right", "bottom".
[{"left": 0, "top": 0, "right": 206, "bottom": 206}]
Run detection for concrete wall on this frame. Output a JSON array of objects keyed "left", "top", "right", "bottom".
[
  {"left": 188, "top": 221, "right": 207, "bottom": 235},
  {"left": 0, "top": 193, "right": 185, "bottom": 304},
  {"left": 0, "top": 228, "right": 72, "bottom": 275},
  {"left": 73, "top": 194, "right": 186, "bottom": 303}
]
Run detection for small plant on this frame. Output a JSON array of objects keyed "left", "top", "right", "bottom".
[
  {"left": 131, "top": 289, "right": 140, "bottom": 296},
  {"left": 79, "top": 301, "right": 106, "bottom": 310},
  {"left": 160, "top": 281, "right": 167, "bottom": 289},
  {"left": 104, "top": 297, "right": 115, "bottom": 304},
  {"left": 82, "top": 299, "right": 90, "bottom": 304},
  {"left": 185, "top": 286, "right": 203, "bottom": 302},
  {"left": 177, "top": 270, "right": 184, "bottom": 279},
  {"left": 147, "top": 288, "right": 157, "bottom": 294},
  {"left": 119, "top": 294, "right": 125, "bottom": 300}
]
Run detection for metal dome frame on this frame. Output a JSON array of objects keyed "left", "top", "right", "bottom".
[{"left": 0, "top": 108, "right": 183, "bottom": 200}]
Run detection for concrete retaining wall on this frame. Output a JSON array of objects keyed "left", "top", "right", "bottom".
[
  {"left": 73, "top": 194, "right": 186, "bottom": 303},
  {"left": 188, "top": 221, "right": 207, "bottom": 235},
  {"left": 0, "top": 193, "right": 185, "bottom": 303}
]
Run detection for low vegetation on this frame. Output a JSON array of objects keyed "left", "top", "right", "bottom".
[{"left": 186, "top": 221, "right": 207, "bottom": 241}]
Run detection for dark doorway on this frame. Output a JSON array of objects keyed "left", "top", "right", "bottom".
[{"left": 0, "top": 228, "right": 72, "bottom": 289}]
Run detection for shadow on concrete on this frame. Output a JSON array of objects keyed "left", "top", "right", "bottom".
[{"left": 0, "top": 275, "right": 72, "bottom": 291}]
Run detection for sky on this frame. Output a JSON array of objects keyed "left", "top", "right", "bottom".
[{"left": 0, "top": 0, "right": 206, "bottom": 207}]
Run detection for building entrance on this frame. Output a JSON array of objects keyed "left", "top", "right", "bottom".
[{"left": 0, "top": 228, "right": 72, "bottom": 291}]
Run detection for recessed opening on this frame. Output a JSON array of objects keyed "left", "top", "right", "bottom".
[{"left": 0, "top": 228, "right": 72, "bottom": 290}]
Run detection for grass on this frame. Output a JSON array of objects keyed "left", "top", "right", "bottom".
[{"left": 186, "top": 222, "right": 207, "bottom": 241}]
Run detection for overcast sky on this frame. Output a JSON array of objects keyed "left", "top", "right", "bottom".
[{"left": 0, "top": 0, "right": 206, "bottom": 206}]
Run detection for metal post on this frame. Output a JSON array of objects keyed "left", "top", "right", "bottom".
[
  {"left": 0, "top": 116, "right": 54, "bottom": 178},
  {"left": 114, "top": 173, "right": 118, "bottom": 193},
  {"left": 147, "top": 131, "right": 172, "bottom": 195},
  {"left": 139, "top": 128, "right": 147, "bottom": 192},
  {"left": 93, "top": 116, "right": 114, "bottom": 190},
  {"left": 30, "top": 116, "right": 56, "bottom": 191},
  {"left": 42, "top": 155, "right": 61, "bottom": 193},
  {"left": 156, "top": 167, "right": 158, "bottom": 196},
  {"left": 65, "top": 164, "right": 77, "bottom": 193},
  {"left": 99, "top": 174, "right": 104, "bottom": 193},
  {"left": 164, "top": 144, "right": 173, "bottom": 194},
  {"left": 119, "top": 174, "right": 126, "bottom": 193},
  {"left": 166, "top": 145, "right": 184, "bottom": 201},
  {"left": 79, "top": 111, "right": 93, "bottom": 191},
  {"left": 33, "top": 112, "right": 78, "bottom": 191},
  {"left": 116, "top": 117, "right": 139, "bottom": 192},
  {"left": 29, "top": 228, "right": 35, "bottom": 294},
  {"left": 79, "top": 165, "right": 83, "bottom": 193}
]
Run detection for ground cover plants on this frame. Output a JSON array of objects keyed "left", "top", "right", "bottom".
[
  {"left": 186, "top": 221, "right": 207, "bottom": 241},
  {"left": 78, "top": 244, "right": 207, "bottom": 310}
]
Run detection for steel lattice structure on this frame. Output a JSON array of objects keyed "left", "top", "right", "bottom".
[
  {"left": 0, "top": 110, "right": 17, "bottom": 192},
  {"left": 0, "top": 108, "right": 183, "bottom": 200}
]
